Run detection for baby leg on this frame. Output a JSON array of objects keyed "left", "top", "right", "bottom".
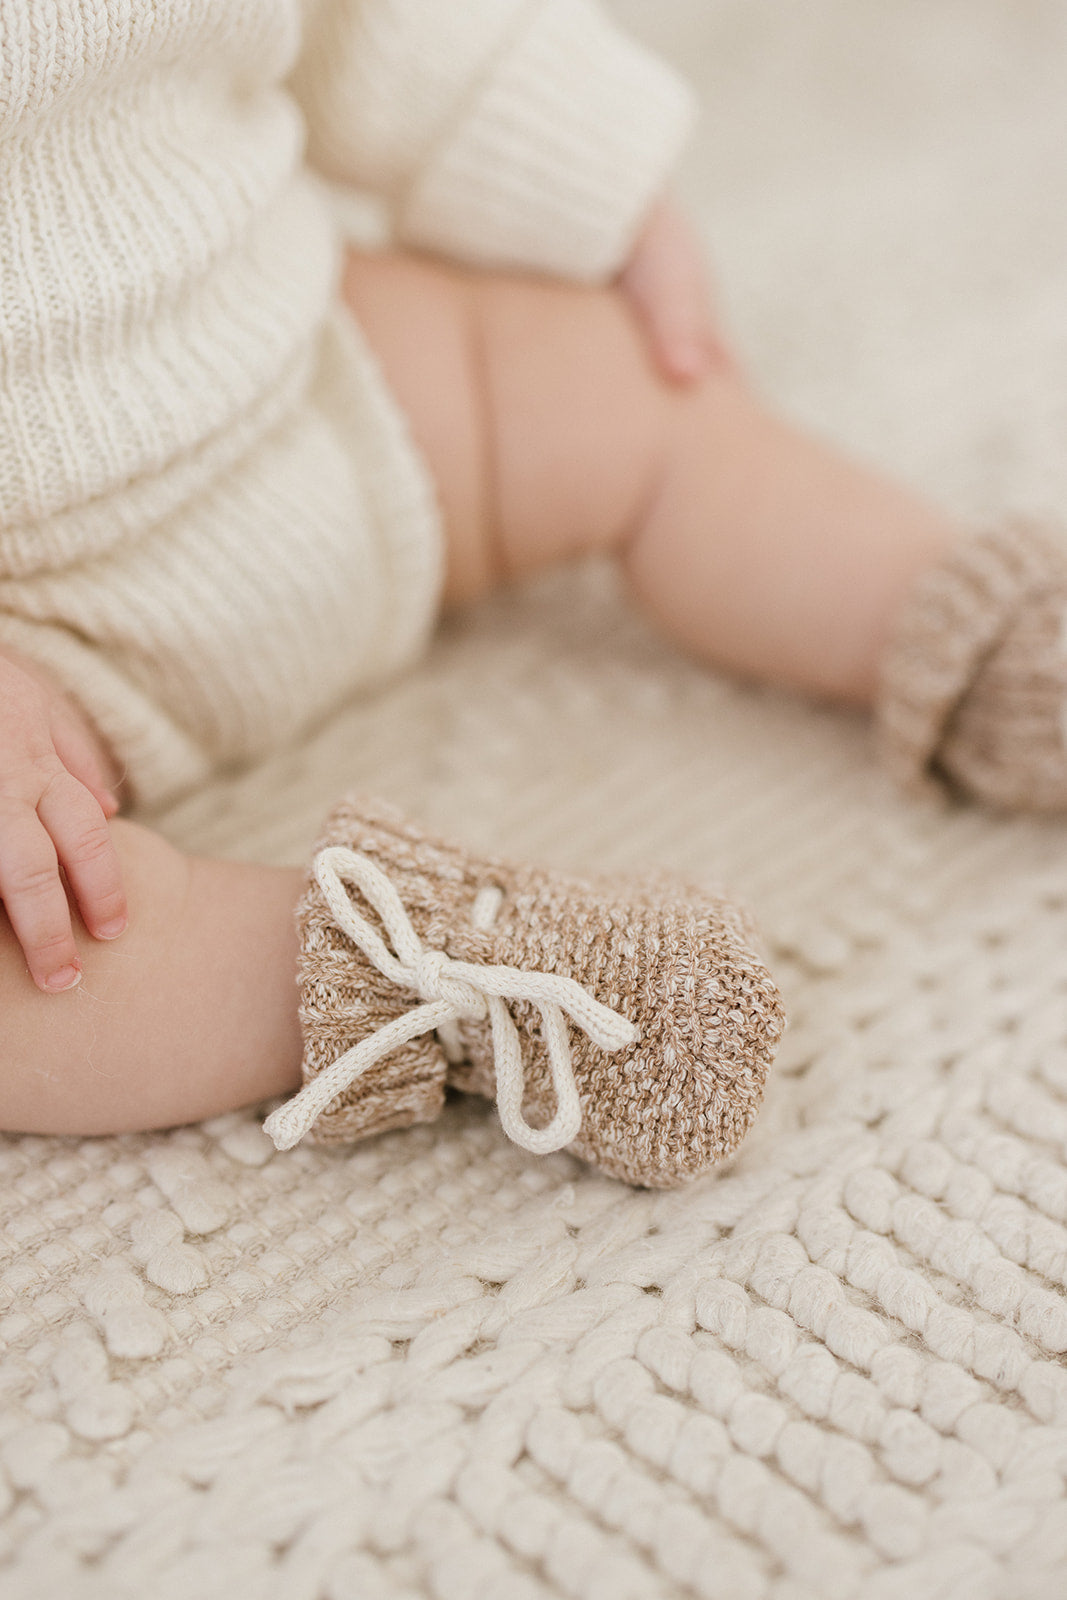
[
  {"left": 0, "top": 784, "right": 783, "bottom": 1190},
  {"left": 343, "top": 249, "right": 962, "bottom": 707},
  {"left": 351, "top": 250, "right": 1067, "bottom": 807},
  {"left": 0, "top": 814, "right": 304, "bottom": 1135}
]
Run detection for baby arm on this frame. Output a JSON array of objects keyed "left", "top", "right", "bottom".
[
  {"left": 291, "top": 0, "right": 730, "bottom": 377},
  {"left": 0, "top": 648, "right": 126, "bottom": 991}
]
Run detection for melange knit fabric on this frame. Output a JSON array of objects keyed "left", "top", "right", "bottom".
[
  {"left": 0, "top": 0, "right": 694, "bottom": 806},
  {"left": 276, "top": 795, "right": 785, "bottom": 1187},
  {"left": 877, "top": 523, "right": 1067, "bottom": 812}
]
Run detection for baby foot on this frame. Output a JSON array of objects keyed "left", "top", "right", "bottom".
[
  {"left": 265, "top": 796, "right": 784, "bottom": 1188},
  {"left": 879, "top": 522, "right": 1067, "bottom": 811}
]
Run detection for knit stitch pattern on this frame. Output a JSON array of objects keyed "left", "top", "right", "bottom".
[
  {"left": 292, "top": 796, "right": 783, "bottom": 1185},
  {"left": 878, "top": 523, "right": 1067, "bottom": 810},
  {"left": 4, "top": 2, "right": 1067, "bottom": 1596},
  {"left": 0, "top": 0, "right": 687, "bottom": 806}
]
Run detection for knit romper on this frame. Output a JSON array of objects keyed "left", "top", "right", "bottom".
[{"left": 0, "top": 0, "right": 693, "bottom": 806}]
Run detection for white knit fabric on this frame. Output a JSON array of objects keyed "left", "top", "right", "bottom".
[
  {"left": 0, "top": 0, "right": 692, "bottom": 806},
  {"left": 4, "top": 3, "right": 1067, "bottom": 1597}
]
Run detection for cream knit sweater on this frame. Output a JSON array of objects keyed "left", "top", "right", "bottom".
[{"left": 0, "top": 0, "right": 694, "bottom": 806}]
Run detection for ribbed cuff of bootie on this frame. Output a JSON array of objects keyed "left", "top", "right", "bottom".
[
  {"left": 877, "top": 522, "right": 1067, "bottom": 811},
  {"left": 264, "top": 796, "right": 785, "bottom": 1188}
]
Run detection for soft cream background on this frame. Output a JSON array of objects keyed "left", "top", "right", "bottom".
[{"left": 4, "top": 4, "right": 1067, "bottom": 1596}]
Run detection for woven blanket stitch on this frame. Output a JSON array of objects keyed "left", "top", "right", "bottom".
[{"left": 4, "top": 3, "right": 1067, "bottom": 1596}]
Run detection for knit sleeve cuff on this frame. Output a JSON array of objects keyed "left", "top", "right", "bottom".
[{"left": 396, "top": 0, "right": 697, "bottom": 282}]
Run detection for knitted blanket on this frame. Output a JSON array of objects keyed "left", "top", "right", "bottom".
[{"left": 4, "top": 3, "right": 1067, "bottom": 1596}]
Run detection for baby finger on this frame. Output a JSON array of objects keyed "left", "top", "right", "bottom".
[
  {"left": 36, "top": 772, "right": 127, "bottom": 945},
  {"left": 0, "top": 801, "right": 82, "bottom": 991}
]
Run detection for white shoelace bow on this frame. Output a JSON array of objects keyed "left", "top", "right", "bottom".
[{"left": 263, "top": 846, "right": 639, "bottom": 1156}]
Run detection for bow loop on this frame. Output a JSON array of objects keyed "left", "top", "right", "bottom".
[{"left": 264, "top": 846, "right": 639, "bottom": 1156}]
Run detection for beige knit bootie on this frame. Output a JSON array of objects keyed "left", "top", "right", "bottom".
[
  {"left": 263, "top": 797, "right": 785, "bottom": 1188},
  {"left": 878, "top": 522, "right": 1067, "bottom": 811}
]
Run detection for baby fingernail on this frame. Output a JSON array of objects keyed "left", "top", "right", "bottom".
[
  {"left": 45, "top": 964, "right": 82, "bottom": 993},
  {"left": 97, "top": 916, "right": 127, "bottom": 940}
]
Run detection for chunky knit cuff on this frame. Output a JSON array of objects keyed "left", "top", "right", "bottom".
[
  {"left": 396, "top": 0, "right": 697, "bottom": 281},
  {"left": 877, "top": 523, "right": 1067, "bottom": 810}
]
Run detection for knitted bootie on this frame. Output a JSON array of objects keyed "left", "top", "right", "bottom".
[
  {"left": 264, "top": 796, "right": 785, "bottom": 1188},
  {"left": 878, "top": 522, "right": 1067, "bottom": 811}
]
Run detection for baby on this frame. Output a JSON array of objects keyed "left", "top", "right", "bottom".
[{"left": 2, "top": 1, "right": 1064, "bottom": 1185}]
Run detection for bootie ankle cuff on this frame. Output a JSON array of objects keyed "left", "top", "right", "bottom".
[{"left": 878, "top": 522, "right": 1067, "bottom": 811}]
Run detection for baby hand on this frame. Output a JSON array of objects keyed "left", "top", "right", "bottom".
[
  {"left": 618, "top": 198, "right": 738, "bottom": 384},
  {"left": 0, "top": 651, "right": 126, "bottom": 992}
]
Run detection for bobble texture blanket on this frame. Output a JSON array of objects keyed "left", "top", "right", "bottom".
[{"left": 3, "top": 3, "right": 1067, "bottom": 1596}]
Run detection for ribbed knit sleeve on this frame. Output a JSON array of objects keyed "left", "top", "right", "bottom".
[
  {"left": 0, "top": 1, "right": 446, "bottom": 805},
  {"left": 291, "top": 0, "right": 696, "bottom": 282}
]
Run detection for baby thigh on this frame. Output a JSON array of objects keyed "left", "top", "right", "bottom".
[
  {"left": 341, "top": 249, "right": 674, "bottom": 606},
  {"left": 344, "top": 249, "right": 959, "bottom": 706}
]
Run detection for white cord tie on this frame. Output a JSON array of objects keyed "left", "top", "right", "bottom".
[{"left": 263, "top": 845, "right": 639, "bottom": 1157}]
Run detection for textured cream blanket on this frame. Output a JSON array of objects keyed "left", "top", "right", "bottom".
[{"left": 4, "top": 3, "right": 1067, "bottom": 1596}]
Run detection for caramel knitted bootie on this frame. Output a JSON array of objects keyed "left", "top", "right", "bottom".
[
  {"left": 878, "top": 522, "right": 1067, "bottom": 811},
  {"left": 263, "top": 797, "right": 784, "bottom": 1188}
]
